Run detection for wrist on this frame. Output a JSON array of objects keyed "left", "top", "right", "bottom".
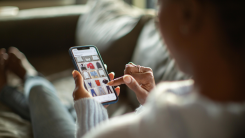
[{"left": 73, "top": 91, "right": 92, "bottom": 101}]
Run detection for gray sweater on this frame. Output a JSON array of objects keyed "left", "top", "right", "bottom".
[
  {"left": 74, "top": 80, "right": 245, "bottom": 138},
  {"left": 74, "top": 98, "right": 108, "bottom": 136}
]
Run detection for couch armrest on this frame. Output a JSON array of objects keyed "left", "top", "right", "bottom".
[{"left": 0, "top": 5, "right": 89, "bottom": 56}]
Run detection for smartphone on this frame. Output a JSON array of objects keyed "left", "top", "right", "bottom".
[{"left": 69, "top": 45, "right": 118, "bottom": 105}]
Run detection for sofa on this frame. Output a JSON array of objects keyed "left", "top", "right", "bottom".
[{"left": 0, "top": 0, "right": 188, "bottom": 137}]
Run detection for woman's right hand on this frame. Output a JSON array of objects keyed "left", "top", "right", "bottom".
[{"left": 107, "top": 63, "right": 155, "bottom": 105}]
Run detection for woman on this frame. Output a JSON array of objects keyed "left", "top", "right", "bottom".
[
  {"left": 72, "top": 0, "right": 245, "bottom": 137},
  {"left": 1, "top": 0, "right": 245, "bottom": 138}
]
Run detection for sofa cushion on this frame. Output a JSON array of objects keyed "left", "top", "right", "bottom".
[
  {"left": 76, "top": 0, "right": 152, "bottom": 79},
  {"left": 0, "top": 102, "right": 33, "bottom": 138},
  {"left": 0, "top": 5, "right": 87, "bottom": 56},
  {"left": 76, "top": 0, "right": 142, "bottom": 51}
]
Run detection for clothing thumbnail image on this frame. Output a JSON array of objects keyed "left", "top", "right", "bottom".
[
  {"left": 95, "top": 78, "right": 108, "bottom": 86},
  {"left": 75, "top": 56, "right": 84, "bottom": 63},
  {"left": 89, "top": 70, "right": 99, "bottom": 79},
  {"left": 80, "top": 63, "right": 87, "bottom": 71},
  {"left": 96, "top": 62, "right": 103, "bottom": 69},
  {"left": 98, "top": 70, "right": 106, "bottom": 77},
  {"left": 87, "top": 62, "right": 95, "bottom": 69},
  {"left": 102, "top": 78, "right": 109, "bottom": 84},
  {"left": 82, "top": 71, "right": 91, "bottom": 80},
  {"left": 97, "top": 87, "right": 107, "bottom": 95},
  {"left": 90, "top": 88, "right": 98, "bottom": 97},
  {"left": 83, "top": 56, "right": 92, "bottom": 62},
  {"left": 105, "top": 86, "right": 113, "bottom": 94},
  {"left": 85, "top": 80, "right": 95, "bottom": 88},
  {"left": 94, "top": 79, "right": 101, "bottom": 86},
  {"left": 92, "top": 55, "right": 99, "bottom": 61}
]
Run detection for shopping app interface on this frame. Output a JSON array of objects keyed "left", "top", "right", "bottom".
[{"left": 72, "top": 47, "right": 117, "bottom": 103}]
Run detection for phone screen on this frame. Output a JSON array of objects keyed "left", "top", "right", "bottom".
[{"left": 71, "top": 47, "right": 117, "bottom": 103}]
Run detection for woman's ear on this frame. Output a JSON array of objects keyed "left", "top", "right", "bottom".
[{"left": 179, "top": 0, "right": 204, "bottom": 35}]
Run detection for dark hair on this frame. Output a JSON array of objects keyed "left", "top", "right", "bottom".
[{"left": 205, "top": 0, "right": 245, "bottom": 51}]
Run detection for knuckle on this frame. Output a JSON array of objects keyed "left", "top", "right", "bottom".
[
  {"left": 145, "top": 67, "right": 153, "bottom": 72},
  {"left": 146, "top": 72, "right": 154, "bottom": 77},
  {"left": 141, "top": 72, "right": 154, "bottom": 83},
  {"left": 124, "top": 66, "right": 132, "bottom": 74},
  {"left": 143, "top": 72, "right": 151, "bottom": 78}
]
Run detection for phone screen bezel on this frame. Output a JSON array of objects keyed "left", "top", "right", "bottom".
[{"left": 69, "top": 45, "right": 119, "bottom": 105}]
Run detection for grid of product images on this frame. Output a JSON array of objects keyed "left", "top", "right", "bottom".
[{"left": 75, "top": 55, "right": 114, "bottom": 97}]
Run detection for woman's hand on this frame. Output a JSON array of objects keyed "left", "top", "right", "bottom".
[
  {"left": 72, "top": 70, "right": 92, "bottom": 100},
  {"left": 72, "top": 70, "right": 120, "bottom": 107},
  {"left": 107, "top": 63, "right": 155, "bottom": 105}
]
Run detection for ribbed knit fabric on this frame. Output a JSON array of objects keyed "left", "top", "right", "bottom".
[
  {"left": 76, "top": 80, "right": 245, "bottom": 138},
  {"left": 135, "top": 105, "right": 144, "bottom": 114},
  {"left": 74, "top": 98, "right": 108, "bottom": 137}
]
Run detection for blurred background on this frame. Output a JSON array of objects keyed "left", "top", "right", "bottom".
[
  {"left": 0, "top": 0, "right": 188, "bottom": 137},
  {"left": 0, "top": 0, "right": 156, "bottom": 10}
]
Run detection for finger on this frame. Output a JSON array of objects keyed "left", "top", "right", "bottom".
[
  {"left": 130, "top": 72, "right": 154, "bottom": 84},
  {"left": 109, "top": 70, "right": 154, "bottom": 86},
  {"left": 128, "top": 62, "right": 136, "bottom": 65},
  {"left": 124, "top": 64, "right": 152, "bottom": 74},
  {"left": 3, "top": 53, "right": 8, "bottom": 60},
  {"left": 123, "top": 75, "right": 146, "bottom": 96},
  {"left": 108, "top": 72, "right": 115, "bottom": 80},
  {"left": 0, "top": 49, "right": 7, "bottom": 65},
  {"left": 72, "top": 70, "right": 85, "bottom": 89},
  {"left": 104, "top": 105, "right": 109, "bottom": 108},
  {"left": 0, "top": 48, "right": 6, "bottom": 54},
  {"left": 115, "top": 86, "right": 120, "bottom": 96},
  {"left": 124, "top": 64, "right": 138, "bottom": 74},
  {"left": 8, "top": 47, "right": 24, "bottom": 59},
  {"left": 6, "top": 53, "right": 19, "bottom": 67},
  {"left": 1, "top": 54, "right": 8, "bottom": 69},
  {"left": 0, "top": 53, "right": 4, "bottom": 66},
  {"left": 140, "top": 67, "right": 153, "bottom": 72},
  {"left": 107, "top": 76, "right": 124, "bottom": 86}
]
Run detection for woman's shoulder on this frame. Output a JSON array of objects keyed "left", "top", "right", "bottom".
[
  {"left": 142, "top": 80, "right": 245, "bottom": 138},
  {"left": 146, "top": 79, "right": 195, "bottom": 106},
  {"left": 155, "top": 79, "right": 194, "bottom": 95},
  {"left": 145, "top": 79, "right": 245, "bottom": 121}
]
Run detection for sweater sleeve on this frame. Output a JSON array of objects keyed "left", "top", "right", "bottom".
[
  {"left": 74, "top": 98, "right": 108, "bottom": 137},
  {"left": 135, "top": 105, "right": 145, "bottom": 114}
]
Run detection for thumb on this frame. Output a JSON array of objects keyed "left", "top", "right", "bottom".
[
  {"left": 72, "top": 70, "right": 91, "bottom": 101},
  {"left": 72, "top": 70, "right": 85, "bottom": 89},
  {"left": 123, "top": 75, "right": 146, "bottom": 96}
]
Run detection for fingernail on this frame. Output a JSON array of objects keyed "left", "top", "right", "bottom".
[
  {"left": 110, "top": 72, "right": 115, "bottom": 76},
  {"left": 72, "top": 70, "right": 77, "bottom": 78},
  {"left": 128, "top": 62, "right": 136, "bottom": 65},
  {"left": 107, "top": 80, "right": 114, "bottom": 85},
  {"left": 126, "top": 64, "right": 133, "bottom": 67},
  {"left": 123, "top": 75, "right": 131, "bottom": 84}
]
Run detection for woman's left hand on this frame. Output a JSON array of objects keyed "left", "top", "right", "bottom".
[{"left": 72, "top": 70, "right": 120, "bottom": 108}]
